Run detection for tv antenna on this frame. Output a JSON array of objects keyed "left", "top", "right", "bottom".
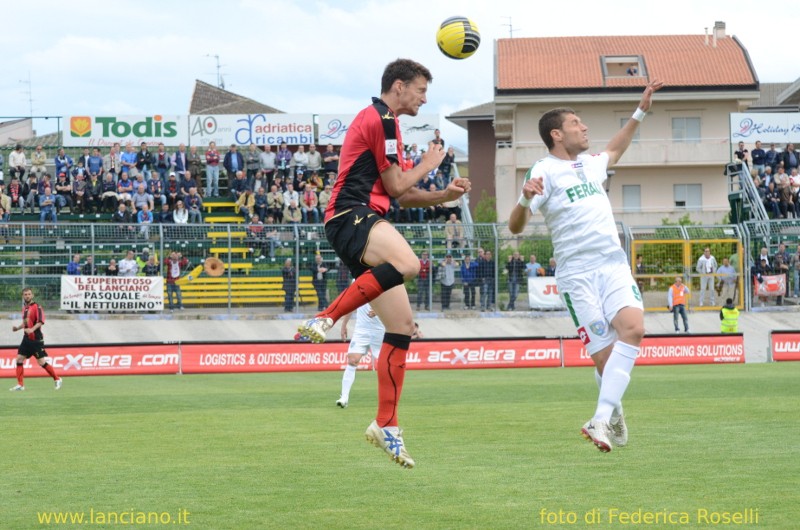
[
  {"left": 19, "top": 71, "right": 34, "bottom": 116},
  {"left": 205, "top": 54, "right": 225, "bottom": 89},
  {"left": 501, "top": 16, "right": 519, "bottom": 39}
]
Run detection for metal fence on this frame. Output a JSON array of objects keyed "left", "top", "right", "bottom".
[{"left": 1, "top": 220, "right": 798, "bottom": 313}]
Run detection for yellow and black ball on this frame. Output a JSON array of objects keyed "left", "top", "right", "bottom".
[{"left": 436, "top": 16, "right": 481, "bottom": 60}]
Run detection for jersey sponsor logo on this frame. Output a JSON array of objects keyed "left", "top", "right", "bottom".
[
  {"left": 385, "top": 139, "right": 397, "bottom": 155},
  {"left": 632, "top": 285, "right": 642, "bottom": 301},
  {"left": 589, "top": 320, "right": 607, "bottom": 337},
  {"left": 577, "top": 326, "right": 591, "bottom": 345},
  {"left": 381, "top": 111, "right": 394, "bottom": 120},
  {"left": 353, "top": 215, "right": 363, "bottom": 225},
  {"left": 565, "top": 181, "right": 603, "bottom": 203}
]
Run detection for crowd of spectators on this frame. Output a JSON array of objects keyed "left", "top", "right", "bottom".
[{"left": 738, "top": 141, "right": 800, "bottom": 219}]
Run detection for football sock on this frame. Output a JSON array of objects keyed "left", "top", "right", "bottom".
[
  {"left": 593, "top": 342, "right": 638, "bottom": 422},
  {"left": 376, "top": 333, "right": 411, "bottom": 428},
  {"left": 317, "top": 263, "right": 403, "bottom": 324},
  {"left": 16, "top": 362, "right": 24, "bottom": 386},
  {"left": 594, "top": 369, "right": 624, "bottom": 420},
  {"left": 340, "top": 364, "right": 357, "bottom": 401},
  {"left": 41, "top": 362, "right": 58, "bottom": 380}
]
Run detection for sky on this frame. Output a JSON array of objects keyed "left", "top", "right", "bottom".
[{"left": 2, "top": 0, "right": 798, "bottom": 151}]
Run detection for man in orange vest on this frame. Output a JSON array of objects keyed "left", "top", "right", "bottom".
[{"left": 668, "top": 276, "right": 690, "bottom": 333}]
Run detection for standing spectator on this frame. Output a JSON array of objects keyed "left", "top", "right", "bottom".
[
  {"left": 245, "top": 144, "right": 261, "bottom": 185},
  {"left": 733, "top": 141, "right": 749, "bottom": 169},
  {"left": 526, "top": 254, "right": 543, "bottom": 278},
  {"left": 460, "top": 254, "right": 478, "bottom": 309},
  {"left": 164, "top": 252, "right": 188, "bottom": 310},
  {"left": 0, "top": 206, "right": 9, "bottom": 242},
  {"left": 545, "top": 257, "right": 557, "bottom": 277},
  {"left": 118, "top": 250, "right": 139, "bottom": 277},
  {"left": 142, "top": 255, "right": 160, "bottom": 277},
  {"left": 479, "top": 250, "right": 496, "bottom": 311},
  {"left": 152, "top": 143, "right": 171, "bottom": 184},
  {"left": 81, "top": 255, "right": 97, "bottom": 276},
  {"left": 185, "top": 188, "right": 203, "bottom": 223},
  {"left": 696, "top": 247, "right": 718, "bottom": 306},
  {"left": 506, "top": 251, "right": 525, "bottom": 311},
  {"left": 751, "top": 141, "right": 766, "bottom": 176},
  {"left": 310, "top": 253, "right": 329, "bottom": 311},
  {"left": 306, "top": 144, "right": 322, "bottom": 176},
  {"left": 276, "top": 142, "right": 292, "bottom": 181},
  {"left": 668, "top": 276, "right": 690, "bottom": 333},
  {"left": 223, "top": 144, "right": 244, "bottom": 186},
  {"left": 9, "top": 144, "right": 27, "bottom": 181},
  {"left": 136, "top": 142, "right": 153, "bottom": 180},
  {"left": 205, "top": 141, "right": 221, "bottom": 197},
  {"left": 30, "top": 145, "right": 47, "bottom": 177},
  {"left": 751, "top": 258, "right": 772, "bottom": 307},
  {"left": 103, "top": 143, "right": 121, "bottom": 179},
  {"left": 87, "top": 148, "right": 104, "bottom": 178},
  {"left": 291, "top": 145, "right": 309, "bottom": 183},
  {"left": 780, "top": 143, "right": 799, "bottom": 173},
  {"left": 431, "top": 128, "right": 445, "bottom": 149},
  {"left": 790, "top": 244, "right": 800, "bottom": 298},
  {"left": 322, "top": 144, "right": 339, "bottom": 178},
  {"left": 54, "top": 148, "right": 74, "bottom": 179},
  {"left": 717, "top": 257, "right": 737, "bottom": 304},
  {"left": 719, "top": 298, "right": 739, "bottom": 333},
  {"left": 259, "top": 145, "right": 276, "bottom": 185},
  {"left": 765, "top": 143, "right": 780, "bottom": 174},
  {"left": 120, "top": 143, "right": 138, "bottom": 177},
  {"left": 106, "top": 259, "right": 119, "bottom": 276},
  {"left": 444, "top": 213, "right": 464, "bottom": 250},
  {"left": 438, "top": 254, "right": 457, "bottom": 310},
  {"left": 282, "top": 258, "right": 296, "bottom": 312},
  {"left": 67, "top": 254, "right": 82, "bottom": 275},
  {"left": 416, "top": 251, "right": 431, "bottom": 311},
  {"left": 171, "top": 143, "right": 188, "bottom": 180},
  {"left": 187, "top": 145, "right": 204, "bottom": 187},
  {"left": 440, "top": 146, "right": 455, "bottom": 183}
]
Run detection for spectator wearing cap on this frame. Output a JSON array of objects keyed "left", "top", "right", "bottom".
[
  {"left": 9, "top": 144, "right": 27, "bottom": 181},
  {"left": 54, "top": 172, "right": 73, "bottom": 212},
  {"left": 54, "top": 148, "right": 74, "bottom": 179}
]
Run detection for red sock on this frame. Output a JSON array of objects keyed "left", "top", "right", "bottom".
[
  {"left": 376, "top": 335, "right": 411, "bottom": 428},
  {"left": 319, "top": 270, "right": 384, "bottom": 323},
  {"left": 16, "top": 363, "right": 24, "bottom": 386},
  {"left": 42, "top": 363, "right": 59, "bottom": 381}
]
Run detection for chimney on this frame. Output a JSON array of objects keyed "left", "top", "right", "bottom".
[
  {"left": 713, "top": 21, "right": 725, "bottom": 47},
  {"left": 704, "top": 27, "right": 709, "bottom": 46}
]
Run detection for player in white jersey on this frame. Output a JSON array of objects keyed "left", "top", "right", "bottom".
[
  {"left": 335, "top": 303, "right": 385, "bottom": 408},
  {"left": 509, "top": 79, "right": 663, "bottom": 453}
]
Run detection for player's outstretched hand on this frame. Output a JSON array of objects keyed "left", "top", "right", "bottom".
[{"left": 638, "top": 79, "right": 664, "bottom": 113}]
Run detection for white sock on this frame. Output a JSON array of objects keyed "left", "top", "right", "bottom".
[
  {"left": 594, "top": 369, "right": 624, "bottom": 421},
  {"left": 593, "top": 342, "right": 638, "bottom": 422},
  {"left": 340, "top": 364, "right": 357, "bottom": 401}
]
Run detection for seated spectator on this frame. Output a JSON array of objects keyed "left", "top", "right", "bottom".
[
  {"left": 7, "top": 177, "right": 24, "bottom": 213},
  {"left": 253, "top": 186, "right": 268, "bottom": 220},
  {"left": 318, "top": 183, "right": 332, "bottom": 216},
  {"left": 118, "top": 250, "right": 139, "bottom": 277},
  {"left": 0, "top": 185, "right": 11, "bottom": 214},
  {"left": 0, "top": 206, "right": 9, "bottom": 242},
  {"left": 82, "top": 255, "right": 97, "bottom": 276},
  {"left": 229, "top": 170, "right": 250, "bottom": 201},
  {"left": 67, "top": 253, "right": 82, "bottom": 275},
  {"left": 54, "top": 173, "right": 73, "bottom": 212},
  {"left": 142, "top": 255, "right": 160, "bottom": 276},
  {"left": 157, "top": 203, "right": 173, "bottom": 223},
  {"left": 282, "top": 183, "right": 299, "bottom": 211},
  {"left": 100, "top": 173, "right": 119, "bottom": 213},
  {"left": 764, "top": 181, "right": 781, "bottom": 218},
  {"left": 137, "top": 203, "right": 154, "bottom": 239},
  {"left": 132, "top": 184, "right": 154, "bottom": 212},
  {"left": 306, "top": 171, "right": 324, "bottom": 193},
  {"left": 166, "top": 172, "right": 181, "bottom": 207},
  {"left": 39, "top": 186, "right": 57, "bottom": 224},
  {"left": 283, "top": 199, "right": 301, "bottom": 224},
  {"left": 236, "top": 188, "right": 255, "bottom": 222},
  {"left": 24, "top": 174, "right": 41, "bottom": 214},
  {"left": 117, "top": 172, "right": 134, "bottom": 203},
  {"left": 424, "top": 183, "right": 445, "bottom": 221},
  {"left": 71, "top": 173, "right": 89, "bottom": 214},
  {"left": 433, "top": 170, "right": 446, "bottom": 190},
  {"left": 300, "top": 187, "right": 319, "bottom": 223},
  {"left": 267, "top": 184, "right": 284, "bottom": 221},
  {"left": 111, "top": 201, "right": 135, "bottom": 239},
  {"left": 9, "top": 144, "right": 27, "bottom": 181},
  {"left": 444, "top": 213, "right": 465, "bottom": 249},
  {"left": 251, "top": 169, "right": 266, "bottom": 194},
  {"left": 105, "top": 259, "right": 119, "bottom": 276},
  {"left": 173, "top": 200, "right": 189, "bottom": 224},
  {"left": 86, "top": 173, "right": 103, "bottom": 213},
  {"left": 185, "top": 187, "right": 203, "bottom": 223},
  {"left": 248, "top": 214, "right": 280, "bottom": 259},
  {"left": 779, "top": 176, "right": 795, "bottom": 219},
  {"left": 147, "top": 174, "right": 167, "bottom": 208},
  {"left": 178, "top": 171, "right": 197, "bottom": 197}
]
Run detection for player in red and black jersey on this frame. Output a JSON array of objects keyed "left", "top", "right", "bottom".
[
  {"left": 298, "top": 58, "right": 471, "bottom": 468},
  {"left": 10, "top": 287, "right": 62, "bottom": 391}
]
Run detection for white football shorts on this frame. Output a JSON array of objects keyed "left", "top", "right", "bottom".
[{"left": 557, "top": 261, "right": 643, "bottom": 355}]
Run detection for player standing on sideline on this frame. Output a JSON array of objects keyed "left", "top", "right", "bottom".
[
  {"left": 297, "top": 58, "right": 471, "bottom": 468},
  {"left": 335, "top": 303, "right": 385, "bottom": 409},
  {"left": 10, "top": 287, "right": 62, "bottom": 391},
  {"left": 509, "top": 80, "right": 663, "bottom": 452}
]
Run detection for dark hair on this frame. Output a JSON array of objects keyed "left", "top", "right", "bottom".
[
  {"left": 381, "top": 59, "right": 432, "bottom": 94},
  {"left": 539, "top": 107, "right": 575, "bottom": 150}
]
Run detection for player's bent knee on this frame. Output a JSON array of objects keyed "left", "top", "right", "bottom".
[{"left": 346, "top": 354, "right": 362, "bottom": 366}]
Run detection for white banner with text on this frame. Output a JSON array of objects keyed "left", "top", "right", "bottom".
[{"left": 60, "top": 275, "right": 164, "bottom": 312}]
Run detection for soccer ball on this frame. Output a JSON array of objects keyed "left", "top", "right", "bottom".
[{"left": 436, "top": 16, "right": 481, "bottom": 60}]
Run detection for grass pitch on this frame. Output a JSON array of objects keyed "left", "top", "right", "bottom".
[{"left": 2, "top": 363, "right": 798, "bottom": 529}]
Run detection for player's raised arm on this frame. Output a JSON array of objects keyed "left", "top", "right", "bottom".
[
  {"left": 397, "top": 177, "right": 470, "bottom": 208},
  {"left": 605, "top": 80, "right": 664, "bottom": 167},
  {"left": 381, "top": 143, "right": 445, "bottom": 198}
]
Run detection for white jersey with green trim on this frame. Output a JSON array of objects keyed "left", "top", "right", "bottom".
[{"left": 526, "top": 152, "right": 626, "bottom": 277}]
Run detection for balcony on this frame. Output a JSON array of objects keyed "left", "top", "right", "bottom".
[{"left": 507, "top": 138, "right": 731, "bottom": 169}]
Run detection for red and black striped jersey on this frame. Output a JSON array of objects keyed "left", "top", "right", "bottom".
[
  {"left": 23, "top": 302, "right": 44, "bottom": 341},
  {"left": 324, "top": 97, "right": 404, "bottom": 222}
]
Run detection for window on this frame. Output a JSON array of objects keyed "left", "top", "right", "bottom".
[
  {"left": 602, "top": 56, "right": 645, "bottom": 77},
  {"left": 674, "top": 184, "right": 702, "bottom": 209},
  {"left": 672, "top": 117, "right": 701, "bottom": 143},
  {"left": 620, "top": 118, "right": 640, "bottom": 143},
  {"left": 622, "top": 185, "right": 641, "bottom": 211}
]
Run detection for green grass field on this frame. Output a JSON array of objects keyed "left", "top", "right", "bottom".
[{"left": 2, "top": 363, "right": 798, "bottom": 529}]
